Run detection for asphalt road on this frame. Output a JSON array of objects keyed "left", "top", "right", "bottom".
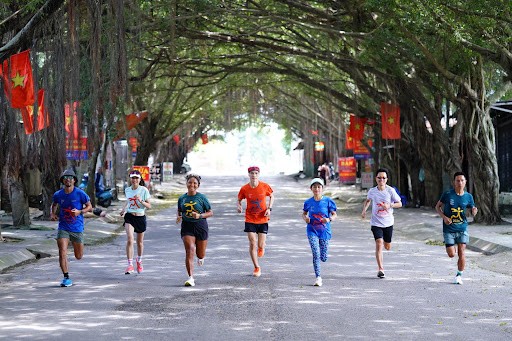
[{"left": 0, "top": 175, "right": 511, "bottom": 340}]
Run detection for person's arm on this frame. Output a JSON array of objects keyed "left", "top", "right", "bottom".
[
  {"left": 237, "top": 199, "right": 243, "bottom": 213},
  {"left": 265, "top": 192, "right": 275, "bottom": 216},
  {"left": 435, "top": 200, "right": 452, "bottom": 225},
  {"left": 302, "top": 210, "right": 310, "bottom": 223},
  {"left": 329, "top": 210, "right": 338, "bottom": 222},
  {"left": 361, "top": 199, "right": 371, "bottom": 219},
  {"left": 50, "top": 202, "right": 59, "bottom": 221}
]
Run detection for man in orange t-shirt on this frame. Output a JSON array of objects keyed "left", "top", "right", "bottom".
[{"left": 237, "top": 166, "right": 274, "bottom": 277}]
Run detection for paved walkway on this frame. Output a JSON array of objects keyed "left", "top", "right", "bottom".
[{"left": 1, "top": 176, "right": 511, "bottom": 276}]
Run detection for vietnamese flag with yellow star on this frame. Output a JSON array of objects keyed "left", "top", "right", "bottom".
[
  {"left": 381, "top": 102, "right": 401, "bottom": 139},
  {"left": 1, "top": 50, "right": 34, "bottom": 108},
  {"left": 20, "top": 89, "right": 49, "bottom": 134},
  {"left": 349, "top": 114, "right": 367, "bottom": 141}
]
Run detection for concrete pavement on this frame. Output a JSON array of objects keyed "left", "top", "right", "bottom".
[{"left": 0, "top": 176, "right": 511, "bottom": 276}]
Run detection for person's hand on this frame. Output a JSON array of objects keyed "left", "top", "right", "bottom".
[
  {"left": 71, "top": 208, "right": 81, "bottom": 216},
  {"left": 443, "top": 216, "right": 452, "bottom": 225},
  {"left": 304, "top": 216, "right": 310, "bottom": 224},
  {"left": 120, "top": 209, "right": 125, "bottom": 217},
  {"left": 361, "top": 211, "right": 366, "bottom": 219},
  {"left": 472, "top": 207, "right": 478, "bottom": 216},
  {"left": 192, "top": 212, "right": 201, "bottom": 219},
  {"left": 176, "top": 216, "right": 182, "bottom": 224},
  {"left": 237, "top": 203, "right": 242, "bottom": 213},
  {"left": 50, "top": 213, "right": 58, "bottom": 221}
]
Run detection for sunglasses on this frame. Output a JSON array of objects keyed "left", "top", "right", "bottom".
[{"left": 62, "top": 175, "right": 74, "bottom": 180}]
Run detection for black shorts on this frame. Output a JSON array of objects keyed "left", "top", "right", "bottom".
[
  {"left": 371, "top": 225, "right": 393, "bottom": 243},
  {"left": 244, "top": 222, "right": 269, "bottom": 234},
  {"left": 124, "top": 213, "right": 147, "bottom": 233},
  {"left": 181, "top": 219, "right": 209, "bottom": 241}
]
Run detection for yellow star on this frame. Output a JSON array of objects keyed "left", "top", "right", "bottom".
[
  {"left": 387, "top": 116, "right": 395, "bottom": 124},
  {"left": 355, "top": 123, "right": 361, "bottom": 130},
  {"left": 11, "top": 71, "right": 26, "bottom": 88}
]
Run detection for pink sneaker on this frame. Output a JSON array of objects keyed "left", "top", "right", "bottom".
[
  {"left": 136, "top": 260, "right": 143, "bottom": 274},
  {"left": 125, "top": 265, "right": 134, "bottom": 274}
]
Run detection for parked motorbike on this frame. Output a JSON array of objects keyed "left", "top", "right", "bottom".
[{"left": 79, "top": 173, "right": 116, "bottom": 208}]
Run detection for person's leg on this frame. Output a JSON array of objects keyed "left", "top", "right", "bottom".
[
  {"left": 319, "top": 238, "right": 330, "bottom": 262},
  {"left": 308, "top": 235, "right": 321, "bottom": 278},
  {"left": 71, "top": 241, "right": 83, "bottom": 260},
  {"left": 257, "top": 232, "right": 266, "bottom": 257},
  {"left": 136, "top": 232, "right": 144, "bottom": 258},
  {"left": 375, "top": 238, "right": 384, "bottom": 271},
  {"left": 457, "top": 243, "right": 466, "bottom": 272},
  {"left": 247, "top": 232, "right": 259, "bottom": 268},
  {"left": 125, "top": 224, "right": 135, "bottom": 262},
  {"left": 196, "top": 239, "right": 208, "bottom": 260},
  {"left": 57, "top": 237, "right": 70, "bottom": 274},
  {"left": 182, "top": 235, "right": 196, "bottom": 277}
]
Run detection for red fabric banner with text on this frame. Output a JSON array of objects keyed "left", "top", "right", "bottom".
[
  {"left": 381, "top": 102, "right": 401, "bottom": 139},
  {"left": 1, "top": 49, "right": 35, "bottom": 108}
]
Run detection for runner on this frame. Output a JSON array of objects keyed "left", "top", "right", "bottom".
[
  {"left": 237, "top": 166, "right": 274, "bottom": 277},
  {"left": 50, "top": 169, "right": 92, "bottom": 287},
  {"left": 120, "top": 169, "right": 151, "bottom": 274},
  {"left": 435, "top": 171, "right": 478, "bottom": 285},
  {"left": 361, "top": 168, "right": 402, "bottom": 279},
  {"left": 176, "top": 174, "right": 213, "bottom": 287},
  {"left": 302, "top": 178, "right": 337, "bottom": 286}
]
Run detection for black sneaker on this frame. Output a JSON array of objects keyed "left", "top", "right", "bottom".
[{"left": 377, "top": 270, "right": 385, "bottom": 278}]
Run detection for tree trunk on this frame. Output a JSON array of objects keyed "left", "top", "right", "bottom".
[{"left": 8, "top": 178, "right": 30, "bottom": 226}]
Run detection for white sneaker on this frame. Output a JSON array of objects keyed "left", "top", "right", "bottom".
[
  {"left": 185, "top": 276, "right": 195, "bottom": 287},
  {"left": 197, "top": 258, "right": 204, "bottom": 266},
  {"left": 454, "top": 275, "right": 463, "bottom": 285},
  {"left": 314, "top": 276, "right": 322, "bottom": 287}
]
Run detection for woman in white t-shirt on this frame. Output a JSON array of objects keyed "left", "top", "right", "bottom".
[{"left": 120, "top": 170, "right": 151, "bottom": 274}]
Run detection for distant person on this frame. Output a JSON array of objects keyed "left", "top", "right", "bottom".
[
  {"left": 361, "top": 168, "right": 402, "bottom": 279},
  {"left": 328, "top": 162, "right": 335, "bottom": 181},
  {"left": 435, "top": 171, "right": 477, "bottom": 285},
  {"left": 237, "top": 166, "right": 274, "bottom": 277},
  {"left": 317, "top": 162, "right": 330, "bottom": 186},
  {"left": 176, "top": 174, "right": 213, "bottom": 287},
  {"left": 50, "top": 169, "right": 92, "bottom": 287},
  {"left": 120, "top": 170, "right": 151, "bottom": 274},
  {"left": 95, "top": 166, "right": 106, "bottom": 193},
  {"left": 302, "top": 178, "right": 337, "bottom": 287}
]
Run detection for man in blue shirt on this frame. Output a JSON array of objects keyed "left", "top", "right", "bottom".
[
  {"left": 435, "top": 171, "right": 478, "bottom": 285},
  {"left": 51, "top": 169, "right": 92, "bottom": 287}
]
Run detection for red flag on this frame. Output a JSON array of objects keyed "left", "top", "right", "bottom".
[
  {"left": 65, "top": 102, "right": 80, "bottom": 139},
  {"left": 349, "top": 115, "right": 366, "bottom": 141},
  {"left": 1, "top": 50, "right": 35, "bottom": 108},
  {"left": 381, "top": 102, "right": 401, "bottom": 139},
  {"left": 345, "top": 131, "right": 355, "bottom": 150},
  {"left": 311, "top": 130, "right": 318, "bottom": 136},
  {"left": 125, "top": 110, "right": 148, "bottom": 130},
  {"left": 20, "top": 89, "right": 48, "bottom": 134},
  {"left": 173, "top": 135, "right": 180, "bottom": 144},
  {"left": 201, "top": 133, "right": 208, "bottom": 144}
]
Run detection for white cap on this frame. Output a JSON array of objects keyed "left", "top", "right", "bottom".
[{"left": 310, "top": 178, "right": 324, "bottom": 187}]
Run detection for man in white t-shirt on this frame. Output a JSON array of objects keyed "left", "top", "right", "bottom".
[{"left": 361, "top": 168, "right": 402, "bottom": 279}]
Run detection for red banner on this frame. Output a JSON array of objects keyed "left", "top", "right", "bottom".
[
  {"left": 338, "top": 157, "right": 356, "bottom": 184},
  {"left": 132, "top": 165, "right": 150, "bottom": 182},
  {"left": 0, "top": 49, "right": 34, "bottom": 108},
  {"left": 65, "top": 101, "right": 80, "bottom": 139},
  {"left": 381, "top": 102, "right": 401, "bottom": 139},
  {"left": 349, "top": 114, "right": 366, "bottom": 141},
  {"left": 201, "top": 133, "right": 208, "bottom": 144},
  {"left": 20, "top": 89, "right": 49, "bottom": 134}
]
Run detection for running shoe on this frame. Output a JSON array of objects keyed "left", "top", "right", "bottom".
[
  {"left": 257, "top": 247, "right": 265, "bottom": 258},
  {"left": 253, "top": 267, "right": 261, "bottom": 277},
  {"left": 125, "top": 265, "right": 134, "bottom": 274},
  {"left": 185, "top": 276, "right": 195, "bottom": 287},
  {"left": 314, "top": 276, "right": 323, "bottom": 287},
  {"left": 454, "top": 274, "right": 463, "bottom": 285},
  {"left": 60, "top": 278, "right": 73, "bottom": 287},
  {"left": 197, "top": 258, "right": 204, "bottom": 266},
  {"left": 136, "top": 260, "right": 143, "bottom": 274},
  {"left": 377, "top": 270, "right": 385, "bottom": 278}
]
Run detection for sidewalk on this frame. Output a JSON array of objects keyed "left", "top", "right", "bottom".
[{"left": 1, "top": 177, "right": 511, "bottom": 277}]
